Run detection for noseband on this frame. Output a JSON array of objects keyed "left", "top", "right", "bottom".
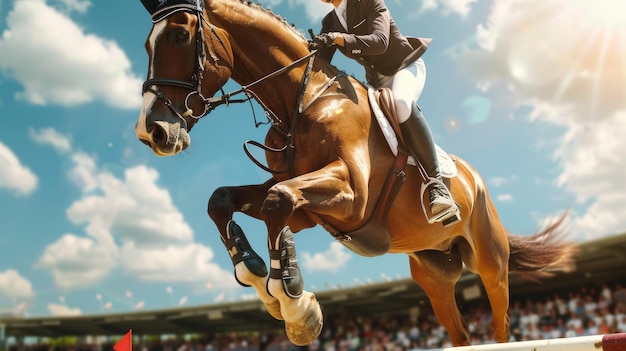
[{"left": 142, "top": 5, "right": 232, "bottom": 124}]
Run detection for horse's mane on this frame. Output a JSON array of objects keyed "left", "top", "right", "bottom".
[
  {"left": 227, "top": 0, "right": 346, "bottom": 81},
  {"left": 227, "top": 0, "right": 308, "bottom": 42}
]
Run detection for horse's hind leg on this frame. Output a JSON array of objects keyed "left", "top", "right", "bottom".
[
  {"left": 470, "top": 200, "right": 511, "bottom": 343},
  {"left": 409, "top": 250, "right": 470, "bottom": 346}
]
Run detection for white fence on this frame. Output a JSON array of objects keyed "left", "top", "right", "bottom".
[{"left": 431, "top": 333, "right": 626, "bottom": 351}]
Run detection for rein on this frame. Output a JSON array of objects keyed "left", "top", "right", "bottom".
[
  {"left": 205, "top": 50, "right": 318, "bottom": 121},
  {"left": 243, "top": 53, "right": 317, "bottom": 175}
]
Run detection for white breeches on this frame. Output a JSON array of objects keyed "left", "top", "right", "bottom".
[{"left": 375, "top": 58, "right": 426, "bottom": 123}]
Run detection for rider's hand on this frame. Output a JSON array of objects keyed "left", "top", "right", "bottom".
[{"left": 309, "top": 33, "right": 335, "bottom": 51}]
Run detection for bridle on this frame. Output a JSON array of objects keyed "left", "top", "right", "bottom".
[
  {"left": 141, "top": 1, "right": 332, "bottom": 175},
  {"left": 142, "top": 2, "right": 324, "bottom": 130},
  {"left": 142, "top": 3, "right": 233, "bottom": 126}
]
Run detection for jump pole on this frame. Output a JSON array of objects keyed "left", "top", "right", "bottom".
[{"left": 435, "top": 333, "right": 626, "bottom": 351}]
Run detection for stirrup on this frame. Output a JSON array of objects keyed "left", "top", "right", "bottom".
[{"left": 420, "top": 178, "right": 461, "bottom": 226}]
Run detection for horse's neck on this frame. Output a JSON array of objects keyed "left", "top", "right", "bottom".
[{"left": 208, "top": 0, "right": 309, "bottom": 119}]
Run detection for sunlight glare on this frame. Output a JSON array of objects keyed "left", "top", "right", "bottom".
[
  {"left": 504, "top": 0, "right": 626, "bottom": 119},
  {"left": 573, "top": 0, "right": 626, "bottom": 30}
]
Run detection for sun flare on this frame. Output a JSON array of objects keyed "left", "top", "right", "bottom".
[
  {"left": 501, "top": 0, "right": 626, "bottom": 118},
  {"left": 571, "top": 0, "right": 626, "bottom": 30},
  {"left": 555, "top": 1, "right": 626, "bottom": 107}
]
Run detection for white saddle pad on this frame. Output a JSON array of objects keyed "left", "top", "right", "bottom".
[{"left": 368, "top": 88, "right": 457, "bottom": 178}]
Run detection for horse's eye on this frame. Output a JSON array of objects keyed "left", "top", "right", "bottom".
[{"left": 175, "top": 30, "right": 190, "bottom": 43}]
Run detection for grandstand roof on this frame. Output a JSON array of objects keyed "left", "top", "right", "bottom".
[{"left": 2, "top": 233, "right": 625, "bottom": 338}]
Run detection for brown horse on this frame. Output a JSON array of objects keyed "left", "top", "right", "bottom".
[{"left": 135, "top": 0, "right": 576, "bottom": 346}]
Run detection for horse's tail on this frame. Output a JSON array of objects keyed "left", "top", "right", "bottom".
[{"left": 507, "top": 212, "right": 578, "bottom": 281}]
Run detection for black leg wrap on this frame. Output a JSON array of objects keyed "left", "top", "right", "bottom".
[
  {"left": 269, "top": 226, "right": 303, "bottom": 299},
  {"left": 224, "top": 220, "right": 268, "bottom": 287}
]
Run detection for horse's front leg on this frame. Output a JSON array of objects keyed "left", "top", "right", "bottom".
[
  {"left": 207, "top": 179, "right": 284, "bottom": 319},
  {"left": 261, "top": 160, "right": 357, "bottom": 346}
]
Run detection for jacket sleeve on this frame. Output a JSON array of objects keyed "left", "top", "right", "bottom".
[
  {"left": 317, "top": 14, "right": 338, "bottom": 63},
  {"left": 342, "top": 0, "right": 390, "bottom": 57}
]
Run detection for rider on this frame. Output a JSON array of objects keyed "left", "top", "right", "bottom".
[{"left": 310, "top": 0, "right": 459, "bottom": 225}]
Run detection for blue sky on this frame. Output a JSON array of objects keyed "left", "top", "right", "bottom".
[{"left": 0, "top": 0, "right": 625, "bottom": 318}]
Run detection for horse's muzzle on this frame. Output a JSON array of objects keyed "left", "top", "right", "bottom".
[{"left": 137, "top": 119, "right": 191, "bottom": 156}]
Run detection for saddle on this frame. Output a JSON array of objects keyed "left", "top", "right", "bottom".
[
  {"left": 370, "top": 88, "right": 457, "bottom": 177},
  {"left": 316, "top": 88, "right": 458, "bottom": 257}
]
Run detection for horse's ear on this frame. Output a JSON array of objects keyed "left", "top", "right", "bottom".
[
  {"left": 140, "top": 0, "right": 159, "bottom": 15},
  {"left": 140, "top": 0, "right": 205, "bottom": 22}
]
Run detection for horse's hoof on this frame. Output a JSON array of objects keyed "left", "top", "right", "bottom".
[{"left": 284, "top": 293, "right": 323, "bottom": 346}]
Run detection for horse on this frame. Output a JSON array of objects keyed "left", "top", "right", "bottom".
[{"left": 135, "top": 0, "right": 576, "bottom": 346}]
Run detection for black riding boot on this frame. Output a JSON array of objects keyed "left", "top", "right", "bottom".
[{"left": 399, "top": 104, "right": 459, "bottom": 225}]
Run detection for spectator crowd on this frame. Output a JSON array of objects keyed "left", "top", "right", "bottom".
[{"left": 6, "top": 282, "right": 626, "bottom": 351}]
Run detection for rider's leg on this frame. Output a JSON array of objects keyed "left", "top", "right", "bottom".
[
  {"left": 385, "top": 59, "right": 459, "bottom": 223},
  {"left": 399, "top": 105, "right": 458, "bottom": 222}
]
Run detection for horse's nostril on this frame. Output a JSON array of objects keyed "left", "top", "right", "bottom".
[
  {"left": 139, "top": 138, "right": 152, "bottom": 147},
  {"left": 152, "top": 123, "right": 166, "bottom": 144}
]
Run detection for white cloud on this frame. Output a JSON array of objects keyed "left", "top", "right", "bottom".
[
  {"left": 496, "top": 193, "right": 513, "bottom": 202},
  {"left": 120, "top": 242, "right": 236, "bottom": 288},
  {"left": 554, "top": 114, "right": 626, "bottom": 241},
  {"left": 419, "top": 0, "right": 477, "bottom": 17},
  {"left": 0, "top": 141, "right": 38, "bottom": 196},
  {"left": 301, "top": 241, "right": 351, "bottom": 273},
  {"left": 0, "top": 269, "right": 34, "bottom": 300},
  {"left": 36, "top": 234, "right": 118, "bottom": 290},
  {"left": 66, "top": 165, "right": 194, "bottom": 245},
  {"left": 47, "top": 303, "right": 82, "bottom": 316},
  {"left": 0, "top": 0, "right": 141, "bottom": 109},
  {"left": 58, "top": 0, "right": 91, "bottom": 14},
  {"left": 291, "top": 0, "right": 335, "bottom": 23},
  {"left": 29, "top": 127, "right": 72, "bottom": 153},
  {"left": 455, "top": 0, "right": 626, "bottom": 122},
  {"left": 488, "top": 175, "right": 517, "bottom": 188},
  {"left": 488, "top": 177, "right": 507, "bottom": 187},
  {"left": 37, "top": 151, "right": 234, "bottom": 290},
  {"left": 418, "top": 0, "right": 438, "bottom": 14},
  {"left": 67, "top": 152, "right": 99, "bottom": 192},
  {"left": 452, "top": 0, "right": 626, "bottom": 240}
]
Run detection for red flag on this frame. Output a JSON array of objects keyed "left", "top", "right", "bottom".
[{"left": 114, "top": 330, "right": 132, "bottom": 351}]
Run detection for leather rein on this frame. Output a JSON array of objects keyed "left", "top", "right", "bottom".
[{"left": 142, "top": 4, "right": 326, "bottom": 175}]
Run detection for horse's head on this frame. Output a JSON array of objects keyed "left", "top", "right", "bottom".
[{"left": 136, "top": 0, "right": 233, "bottom": 156}]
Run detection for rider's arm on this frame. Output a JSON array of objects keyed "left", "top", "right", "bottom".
[{"left": 339, "top": 0, "right": 391, "bottom": 56}]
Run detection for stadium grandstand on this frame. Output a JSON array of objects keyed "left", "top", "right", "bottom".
[{"left": 1, "top": 233, "right": 626, "bottom": 351}]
